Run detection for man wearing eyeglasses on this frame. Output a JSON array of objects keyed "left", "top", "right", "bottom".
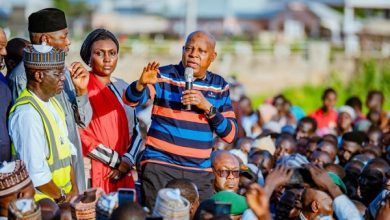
[
  {"left": 9, "top": 45, "right": 80, "bottom": 204},
  {"left": 212, "top": 151, "right": 240, "bottom": 193},
  {"left": 7, "top": 8, "right": 91, "bottom": 192}
]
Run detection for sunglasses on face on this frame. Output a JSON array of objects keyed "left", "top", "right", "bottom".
[{"left": 214, "top": 169, "right": 240, "bottom": 178}]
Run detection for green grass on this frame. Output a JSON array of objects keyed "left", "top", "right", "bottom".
[{"left": 249, "top": 59, "right": 390, "bottom": 114}]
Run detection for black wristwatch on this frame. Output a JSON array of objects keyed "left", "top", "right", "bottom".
[{"left": 205, "top": 106, "right": 217, "bottom": 119}]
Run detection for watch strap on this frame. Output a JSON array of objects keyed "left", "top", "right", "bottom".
[{"left": 205, "top": 106, "right": 217, "bottom": 119}]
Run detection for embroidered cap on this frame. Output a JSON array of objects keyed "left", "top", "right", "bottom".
[
  {"left": 153, "top": 188, "right": 190, "bottom": 219},
  {"left": 0, "top": 160, "right": 32, "bottom": 197},
  {"left": 23, "top": 45, "right": 65, "bottom": 70}
]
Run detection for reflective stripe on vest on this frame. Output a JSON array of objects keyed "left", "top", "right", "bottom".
[
  {"left": 10, "top": 90, "right": 73, "bottom": 201},
  {"left": 14, "top": 96, "right": 72, "bottom": 170}
]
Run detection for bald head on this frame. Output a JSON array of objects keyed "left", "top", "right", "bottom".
[
  {"left": 0, "top": 28, "right": 7, "bottom": 70},
  {"left": 185, "top": 31, "right": 216, "bottom": 49},
  {"left": 212, "top": 150, "right": 239, "bottom": 167},
  {"left": 212, "top": 150, "right": 240, "bottom": 192},
  {"left": 302, "top": 188, "right": 333, "bottom": 219}
]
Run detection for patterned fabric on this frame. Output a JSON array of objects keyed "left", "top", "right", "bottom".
[
  {"left": 23, "top": 45, "right": 65, "bottom": 70},
  {"left": 70, "top": 188, "right": 105, "bottom": 220},
  {"left": 124, "top": 63, "right": 237, "bottom": 171},
  {"left": 153, "top": 188, "right": 190, "bottom": 219},
  {"left": 0, "top": 160, "right": 32, "bottom": 196},
  {"left": 277, "top": 153, "right": 309, "bottom": 168}
]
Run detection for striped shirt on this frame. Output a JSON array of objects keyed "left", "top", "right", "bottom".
[{"left": 124, "top": 63, "right": 237, "bottom": 171}]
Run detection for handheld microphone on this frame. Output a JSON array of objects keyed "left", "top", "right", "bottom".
[{"left": 184, "top": 67, "right": 194, "bottom": 110}]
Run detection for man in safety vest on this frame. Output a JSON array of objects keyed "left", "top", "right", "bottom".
[{"left": 8, "top": 45, "right": 85, "bottom": 203}]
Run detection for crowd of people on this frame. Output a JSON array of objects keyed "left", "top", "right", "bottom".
[{"left": 0, "top": 7, "right": 390, "bottom": 220}]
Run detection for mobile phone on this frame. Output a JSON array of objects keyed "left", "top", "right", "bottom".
[
  {"left": 118, "top": 188, "right": 136, "bottom": 206},
  {"left": 213, "top": 201, "right": 231, "bottom": 215}
]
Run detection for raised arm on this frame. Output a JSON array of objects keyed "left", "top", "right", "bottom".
[
  {"left": 123, "top": 61, "right": 159, "bottom": 107},
  {"left": 69, "top": 61, "right": 92, "bottom": 127}
]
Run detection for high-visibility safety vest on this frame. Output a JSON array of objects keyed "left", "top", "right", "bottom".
[{"left": 10, "top": 89, "right": 73, "bottom": 201}]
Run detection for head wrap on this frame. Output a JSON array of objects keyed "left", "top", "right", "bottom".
[
  {"left": 96, "top": 192, "right": 118, "bottom": 220},
  {"left": 153, "top": 188, "right": 190, "bottom": 219},
  {"left": 212, "top": 191, "right": 248, "bottom": 215},
  {"left": 23, "top": 45, "right": 65, "bottom": 70},
  {"left": 8, "top": 198, "right": 41, "bottom": 220},
  {"left": 252, "top": 135, "right": 276, "bottom": 155},
  {"left": 28, "top": 8, "right": 67, "bottom": 33},
  {"left": 0, "top": 160, "right": 32, "bottom": 197},
  {"left": 70, "top": 188, "right": 105, "bottom": 220},
  {"left": 80, "top": 29, "right": 119, "bottom": 65},
  {"left": 338, "top": 105, "right": 356, "bottom": 121}
]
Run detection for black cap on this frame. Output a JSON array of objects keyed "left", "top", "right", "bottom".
[{"left": 28, "top": 8, "right": 67, "bottom": 33}]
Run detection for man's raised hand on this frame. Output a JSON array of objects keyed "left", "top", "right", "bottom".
[{"left": 136, "top": 61, "right": 160, "bottom": 92}]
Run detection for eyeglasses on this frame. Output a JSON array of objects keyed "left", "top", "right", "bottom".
[
  {"left": 45, "top": 69, "right": 64, "bottom": 78},
  {"left": 214, "top": 169, "right": 240, "bottom": 178}
]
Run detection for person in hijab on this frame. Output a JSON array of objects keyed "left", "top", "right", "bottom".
[{"left": 79, "top": 29, "right": 142, "bottom": 193}]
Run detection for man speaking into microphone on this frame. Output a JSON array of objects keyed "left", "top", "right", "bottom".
[{"left": 124, "top": 31, "right": 237, "bottom": 208}]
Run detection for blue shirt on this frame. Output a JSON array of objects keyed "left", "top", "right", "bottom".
[{"left": 124, "top": 63, "right": 238, "bottom": 171}]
